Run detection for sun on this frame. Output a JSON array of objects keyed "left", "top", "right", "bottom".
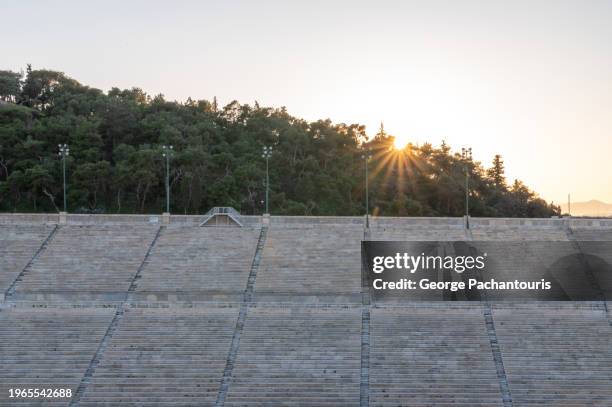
[{"left": 393, "top": 135, "right": 409, "bottom": 150}]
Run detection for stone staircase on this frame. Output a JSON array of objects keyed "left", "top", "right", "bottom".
[
  {"left": 224, "top": 306, "right": 362, "bottom": 406},
  {"left": 466, "top": 241, "right": 581, "bottom": 299},
  {"left": 0, "top": 307, "right": 115, "bottom": 405},
  {"left": 255, "top": 223, "right": 363, "bottom": 303},
  {"left": 369, "top": 217, "right": 466, "bottom": 241},
  {"left": 570, "top": 227, "right": 612, "bottom": 263},
  {"left": 493, "top": 306, "right": 612, "bottom": 406},
  {"left": 369, "top": 306, "right": 505, "bottom": 406},
  {"left": 135, "top": 226, "right": 261, "bottom": 301},
  {"left": 471, "top": 225, "right": 569, "bottom": 241},
  {"left": 571, "top": 228, "right": 612, "bottom": 241},
  {"left": 11, "top": 225, "right": 158, "bottom": 301},
  {"left": 78, "top": 306, "right": 238, "bottom": 406},
  {"left": 0, "top": 224, "right": 55, "bottom": 295},
  {"left": 1, "top": 215, "right": 612, "bottom": 406}
]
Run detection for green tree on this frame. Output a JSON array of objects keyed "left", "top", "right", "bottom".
[
  {"left": 487, "top": 154, "right": 506, "bottom": 189},
  {"left": 0, "top": 70, "right": 22, "bottom": 102},
  {"left": 0, "top": 66, "right": 560, "bottom": 218}
]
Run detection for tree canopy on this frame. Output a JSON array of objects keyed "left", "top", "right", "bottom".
[{"left": 0, "top": 67, "right": 560, "bottom": 217}]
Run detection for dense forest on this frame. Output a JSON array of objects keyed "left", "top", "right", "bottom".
[{"left": 0, "top": 66, "right": 560, "bottom": 217}]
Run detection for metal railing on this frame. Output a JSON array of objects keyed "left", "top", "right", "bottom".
[{"left": 200, "top": 207, "right": 243, "bottom": 227}]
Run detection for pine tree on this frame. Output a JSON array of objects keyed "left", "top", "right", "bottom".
[
  {"left": 487, "top": 154, "right": 506, "bottom": 189},
  {"left": 374, "top": 122, "right": 387, "bottom": 140}
]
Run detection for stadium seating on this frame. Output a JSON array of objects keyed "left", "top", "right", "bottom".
[
  {"left": 78, "top": 306, "right": 238, "bottom": 406},
  {"left": 11, "top": 225, "right": 158, "bottom": 300},
  {"left": 1, "top": 214, "right": 611, "bottom": 406},
  {"left": 0, "top": 224, "right": 54, "bottom": 296},
  {"left": 471, "top": 219, "right": 569, "bottom": 241},
  {"left": 571, "top": 228, "right": 612, "bottom": 241},
  {"left": 370, "top": 306, "right": 504, "bottom": 406},
  {"left": 225, "top": 306, "right": 362, "bottom": 406},
  {"left": 135, "top": 225, "right": 261, "bottom": 301},
  {"left": 255, "top": 219, "right": 363, "bottom": 302},
  {"left": 0, "top": 307, "right": 115, "bottom": 405},
  {"left": 494, "top": 305, "right": 612, "bottom": 406},
  {"left": 369, "top": 217, "right": 467, "bottom": 240}
]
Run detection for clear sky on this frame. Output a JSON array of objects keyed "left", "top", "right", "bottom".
[{"left": 3, "top": 0, "right": 611, "bottom": 204}]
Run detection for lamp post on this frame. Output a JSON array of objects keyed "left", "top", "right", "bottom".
[
  {"left": 58, "top": 144, "right": 69, "bottom": 212},
  {"left": 362, "top": 149, "right": 373, "bottom": 228},
  {"left": 262, "top": 146, "right": 273, "bottom": 214},
  {"left": 162, "top": 145, "right": 173, "bottom": 214},
  {"left": 461, "top": 147, "right": 473, "bottom": 219}
]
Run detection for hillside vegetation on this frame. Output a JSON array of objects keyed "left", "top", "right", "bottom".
[{"left": 0, "top": 67, "right": 559, "bottom": 217}]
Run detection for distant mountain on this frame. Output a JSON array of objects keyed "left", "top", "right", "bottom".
[{"left": 561, "top": 200, "right": 612, "bottom": 217}]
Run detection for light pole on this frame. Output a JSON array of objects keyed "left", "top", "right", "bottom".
[
  {"left": 461, "top": 147, "right": 473, "bottom": 219},
  {"left": 262, "top": 146, "right": 273, "bottom": 214},
  {"left": 162, "top": 145, "right": 173, "bottom": 214},
  {"left": 58, "top": 144, "right": 69, "bottom": 212},
  {"left": 362, "top": 149, "right": 373, "bottom": 228}
]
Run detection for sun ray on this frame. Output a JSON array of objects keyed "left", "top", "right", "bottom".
[
  {"left": 370, "top": 149, "right": 395, "bottom": 178},
  {"left": 393, "top": 135, "right": 409, "bottom": 150}
]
